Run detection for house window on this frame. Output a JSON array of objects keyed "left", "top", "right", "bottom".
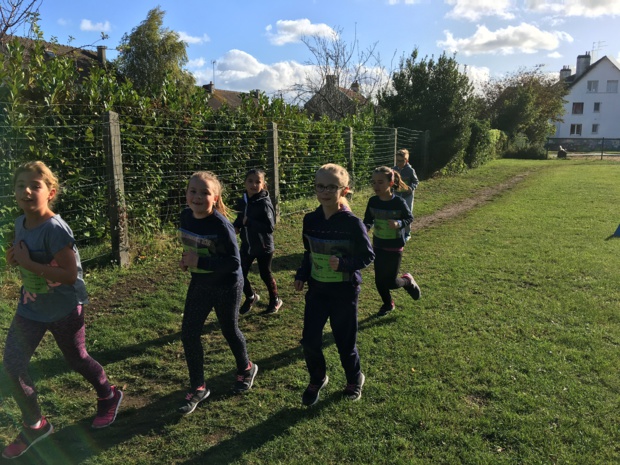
[
  {"left": 570, "top": 124, "right": 582, "bottom": 135},
  {"left": 593, "top": 102, "right": 601, "bottom": 112},
  {"left": 607, "top": 80, "right": 619, "bottom": 93},
  {"left": 572, "top": 102, "right": 584, "bottom": 114},
  {"left": 587, "top": 80, "right": 598, "bottom": 92},
  {"left": 592, "top": 124, "right": 599, "bottom": 134}
]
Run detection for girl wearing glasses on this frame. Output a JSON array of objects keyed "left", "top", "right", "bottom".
[
  {"left": 363, "top": 166, "right": 421, "bottom": 317},
  {"left": 294, "top": 163, "right": 374, "bottom": 406}
]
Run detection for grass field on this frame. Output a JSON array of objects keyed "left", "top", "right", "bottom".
[{"left": 0, "top": 158, "right": 619, "bottom": 464}]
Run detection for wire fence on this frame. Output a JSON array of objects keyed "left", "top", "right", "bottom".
[{"left": 1, "top": 109, "right": 428, "bottom": 266}]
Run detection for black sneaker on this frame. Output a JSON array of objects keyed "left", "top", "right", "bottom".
[
  {"left": 343, "top": 372, "right": 365, "bottom": 401},
  {"left": 239, "top": 293, "right": 260, "bottom": 315},
  {"left": 2, "top": 416, "right": 54, "bottom": 459},
  {"left": 264, "top": 297, "right": 283, "bottom": 314},
  {"left": 233, "top": 362, "right": 258, "bottom": 393},
  {"left": 178, "top": 385, "right": 210, "bottom": 415},
  {"left": 402, "top": 273, "right": 421, "bottom": 300},
  {"left": 377, "top": 300, "right": 395, "bottom": 316},
  {"left": 302, "top": 376, "right": 329, "bottom": 407}
]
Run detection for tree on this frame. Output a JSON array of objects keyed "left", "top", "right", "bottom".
[
  {"left": 378, "top": 49, "right": 476, "bottom": 175},
  {"left": 291, "top": 26, "right": 387, "bottom": 118},
  {"left": 115, "top": 6, "right": 194, "bottom": 99},
  {"left": 479, "top": 65, "right": 568, "bottom": 147},
  {"left": 0, "top": 0, "right": 40, "bottom": 42}
]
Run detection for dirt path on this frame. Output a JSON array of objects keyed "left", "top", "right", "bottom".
[{"left": 411, "top": 172, "right": 529, "bottom": 232}]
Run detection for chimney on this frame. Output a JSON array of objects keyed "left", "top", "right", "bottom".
[
  {"left": 575, "top": 52, "right": 591, "bottom": 78},
  {"left": 96, "top": 46, "right": 107, "bottom": 66},
  {"left": 326, "top": 75, "right": 338, "bottom": 88},
  {"left": 202, "top": 82, "right": 214, "bottom": 94},
  {"left": 350, "top": 81, "right": 360, "bottom": 93},
  {"left": 559, "top": 65, "right": 571, "bottom": 82}
]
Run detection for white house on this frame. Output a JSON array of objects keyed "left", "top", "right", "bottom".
[{"left": 554, "top": 52, "right": 620, "bottom": 140}]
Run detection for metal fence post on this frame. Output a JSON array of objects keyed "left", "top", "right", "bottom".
[
  {"left": 346, "top": 126, "right": 354, "bottom": 188},
  {"left": 103, "top": 111, "right": 130, "bottom": 267},
  {"left": 267, "top": 121, "right": 280, "bottom": 223}
]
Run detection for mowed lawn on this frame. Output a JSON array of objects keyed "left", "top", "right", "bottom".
[{"left": 0, "top": 159, "right": 618, "bottom": 464}]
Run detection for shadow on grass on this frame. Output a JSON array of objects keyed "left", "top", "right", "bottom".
[
  {"left": 179, "top": 392, "right": 342, "bottom": 465},
  {"left": 0, "top": 313, "right": 394, "bottom": 463}
]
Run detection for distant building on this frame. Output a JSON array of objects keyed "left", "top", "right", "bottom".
[
  {"left": 555, "top": 52, "right": 620, "bottom": 139},
  {"left": 304, "top": 75, "right": 369, "bottom": 120},
  {"left": 202, "top": 82, "right": 260, "bottom": 110}
]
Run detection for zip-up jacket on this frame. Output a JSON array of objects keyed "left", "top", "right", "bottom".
[
  {"left": 363, "top": 195, "right": 413, "bottom": 249},
  {"left": 233, "top": 190, "right": 275, "bottom": 256},
  {"left": 295, "top": 205, "right": 374, "bottom": 291}
]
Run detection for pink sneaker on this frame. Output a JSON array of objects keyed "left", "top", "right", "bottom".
[
  {"left": 2, "top": 416, "right": 54, "bottom": 459},
  {"left": 92, "top": 386, "right": 123, "bottom": 429}
]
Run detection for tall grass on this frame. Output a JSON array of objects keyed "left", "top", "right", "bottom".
[{"left": 0, "top": 159, "right": 618, "bottom": 464}]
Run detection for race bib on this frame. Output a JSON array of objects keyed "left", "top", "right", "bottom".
[
  {"left": 374, "top": 218, "right": 400, "bottom": 240},
  {"left": 20, "top": 266, "right": 49, "bottom": 294},
  {"left": 178, "top": 229, "right": 215, "bottom": 274},
  {"left": 310, "top": 252, "right": 344, "bottom": 282}
]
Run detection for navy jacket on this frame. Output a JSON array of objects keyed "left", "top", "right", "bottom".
[
  {"left": 233, "top": 190, "right": 275, "bottom": 256},
  {"left": 363, "top": 195, "right": 413, "bottom": 249},
  {"left": 179, "top": 207, "right": 242, "bottom": 286},
  {"left": 295, "top": 206, "right": 374, "bottom": 290}
]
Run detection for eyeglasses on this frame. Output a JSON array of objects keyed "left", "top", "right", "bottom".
[{"left": 315, "top": 184, "right": 344, "bottom": 193}]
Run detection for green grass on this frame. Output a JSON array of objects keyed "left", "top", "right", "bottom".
[{"left": 1, "top": 158, "right": 619, "bottom": 464}]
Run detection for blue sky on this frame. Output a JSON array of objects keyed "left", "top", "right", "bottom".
[{"left": 31, "top": 0, "right": 620, "bottom": 97}]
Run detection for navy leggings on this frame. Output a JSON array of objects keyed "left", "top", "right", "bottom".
[
  {"left": 374, "top": 247, "right": 409, "bottom": 305},
  {"left": 240, "top": 251, "right": 278, "bottom": 301},
  {"left": 181, "top": 278, "right": 249, "bottom": 389},
  {"left": 301, "top": 284, "right": 361, "bottom": 385},
  {"left": 3, "top": 306, "right": 111, "bottom": 424}
]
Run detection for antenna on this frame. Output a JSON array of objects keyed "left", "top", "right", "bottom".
[
  {"left": 591, "top": 41, "right": 607, "bottom": 61},
  {"left": 211, "top": 60, "right": 216, "bottom": 86}
]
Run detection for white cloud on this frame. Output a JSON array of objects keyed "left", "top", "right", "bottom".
[
  {"left": 525, "top": 0, "right": 620, "bottom": 17},
  {"left": 446, "top": 0, "right": 515, "bottom": 21},
  {"left": 80, "top": 19, "right": 111, "bottom": 32},
  {"left": 178, "top": 32, "right": 210, "bottom": 45},
  {"left": 387, "top": 0, "right": 420, "bottom": 4},
  {"left": 547, "top": 51, "right": 562, "bottom": 58},
  {"left": 57, "top": 18, "right": 69, "bottom": 27},
  {"left": 187, "top": 58, "right": 206, "bottom": 68},
  {"left": 266, "top": 19, "right": 336, "bottom": 46},
  {"left": 190, "top": 49, "right": 309, "bottom": 97},
  {"left": 438, "top": 23, "right": 573, "bottom": 55}
]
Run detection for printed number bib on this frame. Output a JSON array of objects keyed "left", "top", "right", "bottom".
[
  {"left": 310, "top": 252, "right": 344, "bottom": 282},
  {"left": 178, "top": 229, "right": 215, "bottom": 274},
  {"left": 20, "top": 266, "right": 49, "bottom": 294},
  {"left": 374, "top": 219, "right": 400, "bottom": 240}
]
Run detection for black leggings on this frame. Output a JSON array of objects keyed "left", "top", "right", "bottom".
[
  {"left": 181, "top": 278, "right": 249, "bottom": 389},
  {"left": 374, "top": 248, "right": 409, "bottom": 305},
  {"left": 240, "top": 252, "right": 278, "bottom": 301}
]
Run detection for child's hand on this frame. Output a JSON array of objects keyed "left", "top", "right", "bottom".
[
  {"left": 328, "top": 255, "right": 340, "bottom": 271},
  {"left": 5, "top": 245, "right": 18, "bottom": 267},
  {"left": 294, "top": 280, "right": 305, "bottom": 292},
  {"left": 388, "top": 220, "right": 401, "bottom": 230},
  {"left": 179, "top": 259, "right": 188, "bottom": 272},
  {"left": 181, "top": 250, "right": 199, "bottom": 270},
  {"left": 12, "top": 241, "right": 32, "bottom": 267}
]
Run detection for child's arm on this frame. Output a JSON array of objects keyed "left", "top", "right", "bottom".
[
  {"left": 362, "top": 202, "right": 374, "bottom": 231},
  {"left": 13, "top": 241, "right": 78, "bottom": 285},
  {"left": 410, "top": 167, "right": 419, "bottom": 190},
  {"left": 6, "top": 245, "right": 17, "bottom": 267},
  {"left": 335, "top": 218, "right": 375, "bottom": 273},
  {"left": 246, "top": 200, "right": 275, "bottom": 234}
]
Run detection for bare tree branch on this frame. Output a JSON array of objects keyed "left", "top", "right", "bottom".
[{"left": 0, "top": 0, "right": 41, "bottom": 43}]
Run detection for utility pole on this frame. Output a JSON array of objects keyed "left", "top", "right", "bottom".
[{"left": 211, "top": 60, "right": 216, "bottom": 86}]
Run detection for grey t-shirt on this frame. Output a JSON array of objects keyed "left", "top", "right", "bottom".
[{"left": 14, "top": 214, "right": 89, "bottom": 322}]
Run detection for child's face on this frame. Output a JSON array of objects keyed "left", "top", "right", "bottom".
[
  {"left": 315, "top": 171, "right": 346, "bottom": 210},
  {"left": 395, "top": 156, "right": 407, "bottom": 169},
  {"left": 244, "top": 173, "right": 264, "bottom": 197},
  {"left": 371, "top": 172, "right": 393, "bottom": 197},
  {"left": 186, "top": 177, "right": 218, "bottom": 219},
  {"left": 14, "top": 171, "right": 56, "bottom": 216}
]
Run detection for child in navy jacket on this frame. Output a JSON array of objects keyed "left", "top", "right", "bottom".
[
  {"left": 294, "top": 163, "right": 374, "bottom": 406},
  {"left": 364, "top": 166, "right": 421, "bottom": 316},
  {"left": 233, "top": 169, "right": 281, "bottom": 314}
]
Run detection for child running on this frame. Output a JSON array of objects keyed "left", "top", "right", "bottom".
[
  {"left": 178, "top": 171, "right": 257, "bottom": 415},
  {"left": 2, "top": 161, "right": 123, "bottom": 460},
  {"left": 393, "top": 149, "right": 419, "bottom": 241},
  {"left": 233, "top": 168, "right": 282, "bottom": 315},
  {"left": 364, "top": 166, "right": 421, "bottom": 316},
  {"left": 294, "top": 163, "right": 374, "bottom": 406}
]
